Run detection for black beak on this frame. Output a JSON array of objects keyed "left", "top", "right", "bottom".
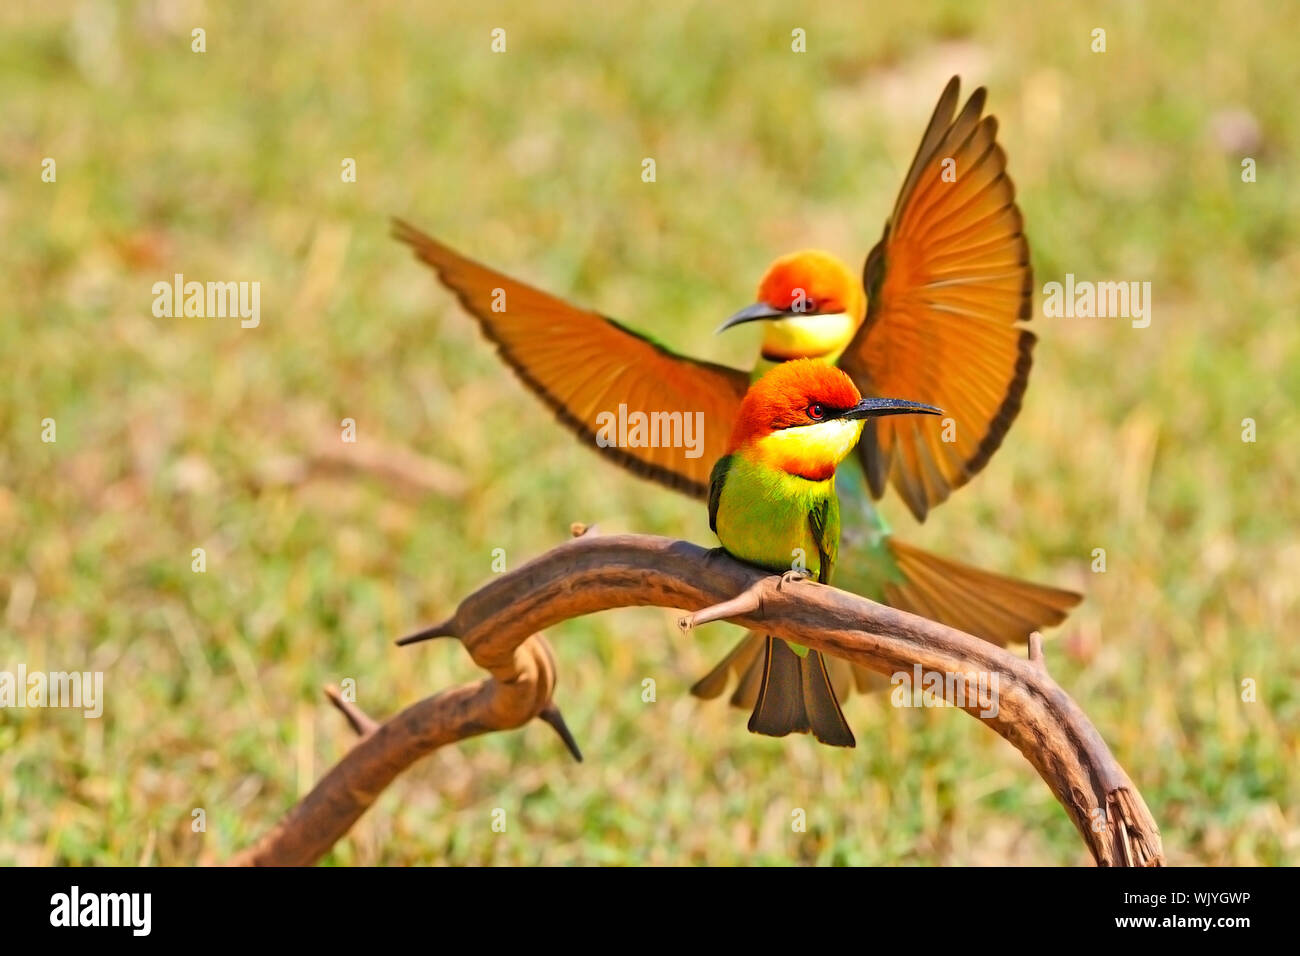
[
  {"left": 840, "top": 397, "right": 943, "bottom": 421},
  {"left": 714, "top": 302, "right": 790, "bottom": 334}
]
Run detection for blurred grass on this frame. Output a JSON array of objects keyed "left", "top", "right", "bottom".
[{"left": 1, "top": 0, "right": 1297, "bottom": 865}]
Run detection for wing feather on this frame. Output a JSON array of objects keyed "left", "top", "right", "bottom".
[
  {"left": 394, "top": 220, "right": 749, "bottom": 499},
  {"left": 841, "top": 79, "right": 1035, "bottom": 521}
]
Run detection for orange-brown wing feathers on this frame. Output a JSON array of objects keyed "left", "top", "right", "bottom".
[
  {"left": 883, "top": 538, "right": 1081, "bottom": 647},
  {"left": 393, "top": 220, "right": 749, "bottom": 499},
  {"left": 842, "top": 78, "right": 1035, "bottom": 521}
]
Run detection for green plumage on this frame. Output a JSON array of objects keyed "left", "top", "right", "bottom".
[
  {"left": 708, "top": 450, "right": 857, "bottom": 746},
  {"left": 832, "top": 458, "right": 908, "bottom": 600},
  {"left": 710, "top": 445, "right": 907, "bottom": 604},
  {"left": 709, "top": 453, "right": 840, "bottom": 584}
]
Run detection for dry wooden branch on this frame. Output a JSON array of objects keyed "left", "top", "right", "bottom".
[{"left": 232, "top": 532, "right": 1163, "bottom": 866}]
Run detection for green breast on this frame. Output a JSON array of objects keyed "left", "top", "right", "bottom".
[{"left": 713, "top": 455, "right": 839, "bottom": 580}]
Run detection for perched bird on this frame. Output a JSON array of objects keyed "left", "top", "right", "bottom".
[
  {"left": 394, "top": 75, "right": 1080, "bottom": 715},
  {"left": 709, "top": 360, "right": 940, "bottom": 746}
]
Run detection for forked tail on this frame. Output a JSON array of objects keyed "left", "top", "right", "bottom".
[{"left": 745, "top": 636, "right": 856, "bottom": 748}]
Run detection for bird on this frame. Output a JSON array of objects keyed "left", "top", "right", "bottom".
[
  {"left": 393, "top": 75, "right": 1080, "bottom": 715},
  {"left": 708, "top": 359, "right": 941, "bottom": 746}
]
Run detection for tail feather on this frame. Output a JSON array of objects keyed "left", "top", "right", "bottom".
[
  {"left": 690, "top": 630, "right": 763, "bottom": 701},
  {"left": 747, "top": 638, "right": 808, "bottom": 737},
  {"left": 690, "top": 540, "right": 1081, "bottom": 711},
  {"left": 748, "top": 637, "right": 856, "bottom": 748},
  {"left": 798, "top": 649, "right": 857, "bottom": 748},
  {"left": 884, "top": 538, "right": 1081, "bottom": 647},
  {"left": 730, "top": 641, "right": 765, "bottom": 710}
]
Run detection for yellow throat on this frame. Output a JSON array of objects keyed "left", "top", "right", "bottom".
[{"left": 753, "top": 312, "right": 858, "bottom": 377}]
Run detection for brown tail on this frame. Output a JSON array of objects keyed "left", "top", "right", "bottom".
[
  {"left": 746, "top": 637, "right": 856, "bottom": 747},
  {"left": 690, "top": 630, "right": 766, "bottom": 708},
  {"left": 882, "top": 538, "right": 1081, "bottom": 647},
  {"left": 691, "top": 541, "right": 1081, "bottom": 707}
]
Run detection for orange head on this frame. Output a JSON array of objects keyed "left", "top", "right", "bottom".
[
  {"left": 717, "top": 251, "right": 866, "bottom": 361},
  {"left": 729, "top": 359, "right": 941, "bottom": 481}
]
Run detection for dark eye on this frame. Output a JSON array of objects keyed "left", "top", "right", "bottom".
[{"left": 807, "top": 403, "right": 826, "bottom": 421}]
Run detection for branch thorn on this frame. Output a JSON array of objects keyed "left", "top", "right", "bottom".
[
  {"left": 538, "top": 703, "right": 584, "bottom": 762},
  {"left": 396, "top": 618, "right": 457, "bottom": 646},
  {"left": 324, "top": 684, "right": 379, "bottom": 736}
]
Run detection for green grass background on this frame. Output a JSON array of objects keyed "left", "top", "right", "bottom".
[{"left": 1, "top": 0, "right": 1297, "bottom": 865}]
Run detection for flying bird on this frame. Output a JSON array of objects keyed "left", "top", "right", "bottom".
[{"left": 394, "top": 76, "right": 1080, "bottom": 716}]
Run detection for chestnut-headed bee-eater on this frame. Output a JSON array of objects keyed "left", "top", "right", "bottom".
[
  {"left": 394, "top": 76, "right": 1080, "bottom": 717},
  {"left": 710, "top": 360, "right": 941, "bottom": 746}
]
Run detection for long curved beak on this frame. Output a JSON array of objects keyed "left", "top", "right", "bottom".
[
  {"left": 714, "top": 302, "right": 789, "bottom": 334},
  {"left": 841, "top": 397, "right": 943, "bottom": 420}
]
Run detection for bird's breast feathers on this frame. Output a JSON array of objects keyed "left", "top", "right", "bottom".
[{"left": 714, "top": 455, "right": 837, "bottom": 576}]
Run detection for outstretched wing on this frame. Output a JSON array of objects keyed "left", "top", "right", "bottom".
[
  {"left": 839, "top": 77, "right": 1035, "bottom": 522},
  {"left": 394, "top": 220, "right": 750, "bottom": 500}
]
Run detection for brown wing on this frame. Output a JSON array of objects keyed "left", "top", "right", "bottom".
[
  {"left": 394, "top": 220, "right": 750, "bottom": 499},
  {"left": 839, "top": 77, "right": 1035, "bottom": 522}
]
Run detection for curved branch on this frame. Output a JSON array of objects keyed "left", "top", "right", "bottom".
[{"left": 232, "top": 532, "right": 1163, "bottom": 866}]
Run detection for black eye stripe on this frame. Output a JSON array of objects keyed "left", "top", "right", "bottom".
[{"left": 773, "top": 405, "right": 851, "bottom": 429}]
